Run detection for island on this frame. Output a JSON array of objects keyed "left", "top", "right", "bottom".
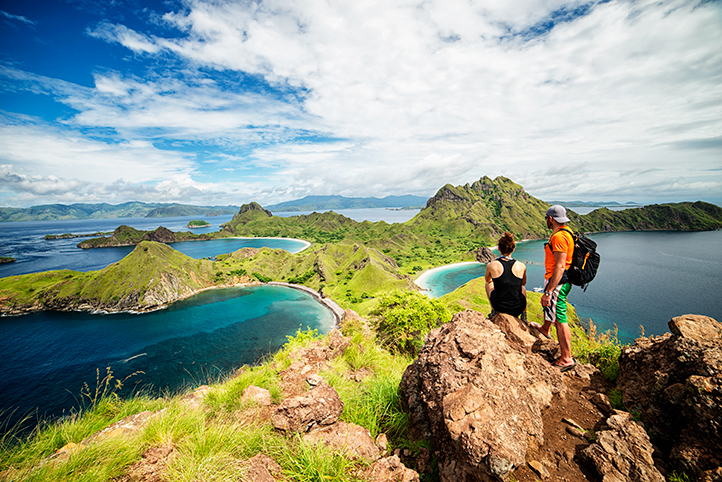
[
  {"left": 44, "top": 231, "right": 113, "bottom": 240},
  {"left": 0, "top": 256, "right": 15, "bottom": 264},
  {"left": 187, "top": 220, "right": 211, "bottom": 228}
]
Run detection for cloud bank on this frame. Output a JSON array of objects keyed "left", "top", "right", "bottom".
[{"left": 1, "top": 0, "right": 720, "bottom": 207}]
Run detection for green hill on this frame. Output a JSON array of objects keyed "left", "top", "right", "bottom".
[
  {"left": 0, "top": 242, "right": 218, "bottom": 315},
  {"left": 575, "top": 202, "right": 722, "bottom": 232}
]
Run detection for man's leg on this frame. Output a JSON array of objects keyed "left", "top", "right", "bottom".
[{"left": 554, "top": 283, "right": 574, "bottom": 366}]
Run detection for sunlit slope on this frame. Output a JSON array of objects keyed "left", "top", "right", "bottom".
[
  {"left": 218, "top": 242, "right": 416, "bottom": 314},
  {"left": 575, "top": 202, "right": 722, "bottom": 232},
  {"left": 407, "top": 176, "right": 552, "bottom": 242},
  {"left": 0, "top": 241, "right": 217, "bottom": 314}
]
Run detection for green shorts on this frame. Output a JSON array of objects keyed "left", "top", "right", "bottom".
[{"left": 543, "top": 282, "right": 572, "bottom": 324}]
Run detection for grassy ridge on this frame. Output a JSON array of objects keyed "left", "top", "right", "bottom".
[
  {"left": 0, "top": 242, "right": 219, "bottom": 314},
  {"left": 575, "top": 201, "right": 722, "bottom": 232}
]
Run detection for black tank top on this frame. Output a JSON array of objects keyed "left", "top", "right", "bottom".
[{"left": 489, "top": 258, "right": 526, "bottom": 316}]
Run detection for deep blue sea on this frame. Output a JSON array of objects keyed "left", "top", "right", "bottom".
[
  {"left": 0, "top": 214, "right": 328, "bottom": 433},
  {"left": 417, "top": 230, "right": 722, "bottom": 344}
]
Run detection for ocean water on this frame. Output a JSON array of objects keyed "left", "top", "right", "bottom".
[
  {"left": 0, "top": 215, "right": 308, "bottom": 277},
  {"left": 0, "top": 285, "right": 335, "bottom": 433},
  {"left": 417, "top": 230, "right": 722, "bottom": 344}
]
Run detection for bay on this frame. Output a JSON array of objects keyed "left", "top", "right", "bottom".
[
  {"left": 0, "top": 285, "right": 335, "bottom": 433},
  {"left": 417, "top": 230, "right": 722, "bottom": 344},
  {"left": 0, "top": 215, "right": 308, "bottom": 277}
]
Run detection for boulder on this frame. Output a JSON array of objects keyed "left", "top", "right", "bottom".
[
  {"left": 357, "top": 455, "right": 420, "bottom": 482},
  {"left": 242, "top": 385, "right": 272, "bottom": 406},
  {"left": 581, "top": 411, "right": 664, "bottom": 482},
  {"left": 271, "top": 382, "right": 343, "bottom": 433},
  {"left": 617, "top": 315, "right": 722, "bottom": 480},
  {"left": 400, "top": 310, "right": 566, "bottom": 481},
  {"left": 303, "top": 420, "right": 381, "bottom": 463}
]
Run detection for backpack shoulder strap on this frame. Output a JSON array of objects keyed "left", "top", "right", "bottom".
[{"left": 550, "top": 227, "right": 575, "bottom": 244}]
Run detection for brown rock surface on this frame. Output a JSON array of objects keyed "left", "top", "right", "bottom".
[
  {"left": 240, "top": 453, "right": 284, "bottom": 482},
  {"left": 617, "top": 314, "right": 722, "bottom": 479},
  {"left": 242, "top": 385, "right": 272, "bottom": 406},
  {"left": 357, "top": 455, "right": 420, "bottom": 482},
  {"left": 581, "top": 411, "right": 664, "bottom": 482},
  {"left": 271, "top": 382, "right": 343, "bottom": 433},
  {"left": 303, "top": 420, "right": 381, "bottom": 463},
  {"left": 400, "top": 310, "right": 566, "bottom": 481}
]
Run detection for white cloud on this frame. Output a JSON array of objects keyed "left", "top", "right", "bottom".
[{"left": 2, "top": 0, "right": 721, "bottom": 206}]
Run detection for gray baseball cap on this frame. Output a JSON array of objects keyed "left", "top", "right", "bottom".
[{"left": 546, "top": 205, "right": 570, "bottom": 223}]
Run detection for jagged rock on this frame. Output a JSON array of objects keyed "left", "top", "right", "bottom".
[
  {"left": 376, "top": 433, "right": 389, "bottom": 455},
  {"left": 488, "top": 312, "right": 537, "bottom": 354},
  {"left": 356, "top": 455, "right": 420, "bottom": 482},
  {"left": 143, "top": 226, "right": 176, "bottom": 243},
  {"left": 617, "top": 315, "right": 722, "bottom": 479},
  {"left": 242, "top": 385, "right": 272, "bottom": 406},
  {"left": 475, "top": 246, "right": 495, "bottom": 263},
  {"left": 303, "top": 420, "right": 381, "bottom": 463},
  {"left": 240, "top": 453, "right": 283, "bottom": 482},
  {"left": 591, "top": 392, "right": 614, "bottom": 414},
  {"left": 581, "top": 410, "right": 664, "bottom": 482},
  {"left": 279, "top": 329, "right": 350, "bottom": 396},
  {"left": 271, "top": 382, "right": 343, "bottom": 433},
  {"left": 400, "top": 310, "right": 566, "bottom": 481}
]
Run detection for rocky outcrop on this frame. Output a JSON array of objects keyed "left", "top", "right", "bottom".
[
  {"left": 400, "top": 310, "right": 566, "bottom": 481},
  {"left": 271, "top": 381, "right": 344, "bottom": 432},
  {"left": 581, "top": 410, "right": 665, "bottom": 482},
  {"left": 617, "top": 314, "right": 722, "bottom": 481},
  {"left": 474, "top": 246, "right": 495, "bottom": 263},
  {"left": 303, "top": 420, "right": 381, "bottom": 463},
  {"left": 239, "top": 202, "right": 273, "bottom": 217},
  {"left": 357, "top": 455, "right": 421, "bottom": 482}
]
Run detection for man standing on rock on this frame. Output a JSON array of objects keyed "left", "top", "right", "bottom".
[{"left": 532, "top": 205, "right": 576, "bottom": 371}]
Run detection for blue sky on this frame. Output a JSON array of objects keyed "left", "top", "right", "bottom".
[{"left": 1, "top": 0, "right": 720, "bottom": 208}]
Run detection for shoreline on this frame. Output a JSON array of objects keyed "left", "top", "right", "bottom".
[
  {"left": 269, "top": 282, "right": 344, "bottom": 327},
  {"left": 414, "top": 261, "right": 481, "bottom": 291}
]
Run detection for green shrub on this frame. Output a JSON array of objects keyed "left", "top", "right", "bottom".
[
  {"left": 574, "top": 320, "right": 622, "bottom": 381},
  {"left": 372, "top": 290, "right": 451, "bottom": 356}
]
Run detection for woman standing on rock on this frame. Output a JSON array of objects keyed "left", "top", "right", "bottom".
[{"left": 484, "top": 232, "right": 528, "bottom": 321}]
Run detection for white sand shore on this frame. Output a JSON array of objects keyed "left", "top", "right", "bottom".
[
  {"left": 414, "top": 261, "right": 481, "bottom": 291},
  {"left": 225, "top": 236, "right": 312, "bottom": 253}
]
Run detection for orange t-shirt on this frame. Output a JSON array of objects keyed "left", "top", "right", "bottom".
[{"left": 544, "top": 228, "right": 574, "bottom": 280}]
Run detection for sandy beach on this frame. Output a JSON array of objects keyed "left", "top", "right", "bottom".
[{"left": 414, "top": 261, "right": 481, "bottom": 291}]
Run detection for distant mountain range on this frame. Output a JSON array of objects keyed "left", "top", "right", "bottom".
[
  {"left": 0, "top": 202, "right": 239, "bottom": 223},
  {"left": 265, "top": 195, "right": 429, "bottom": 212},
  {"left": 548, "top": 200, "right": 643, "bottom": 208}
]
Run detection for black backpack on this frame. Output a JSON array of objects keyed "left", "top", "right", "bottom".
[{"left": 559, "top": 228, "right": 600, "bottom": 291}]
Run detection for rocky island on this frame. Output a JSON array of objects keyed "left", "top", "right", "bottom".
[
  {"left": 0, "top": 257, "right": 15, "bottom": 264},
  {"left": 186, "top": 220, "right": 211, "bottom": 228}
]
